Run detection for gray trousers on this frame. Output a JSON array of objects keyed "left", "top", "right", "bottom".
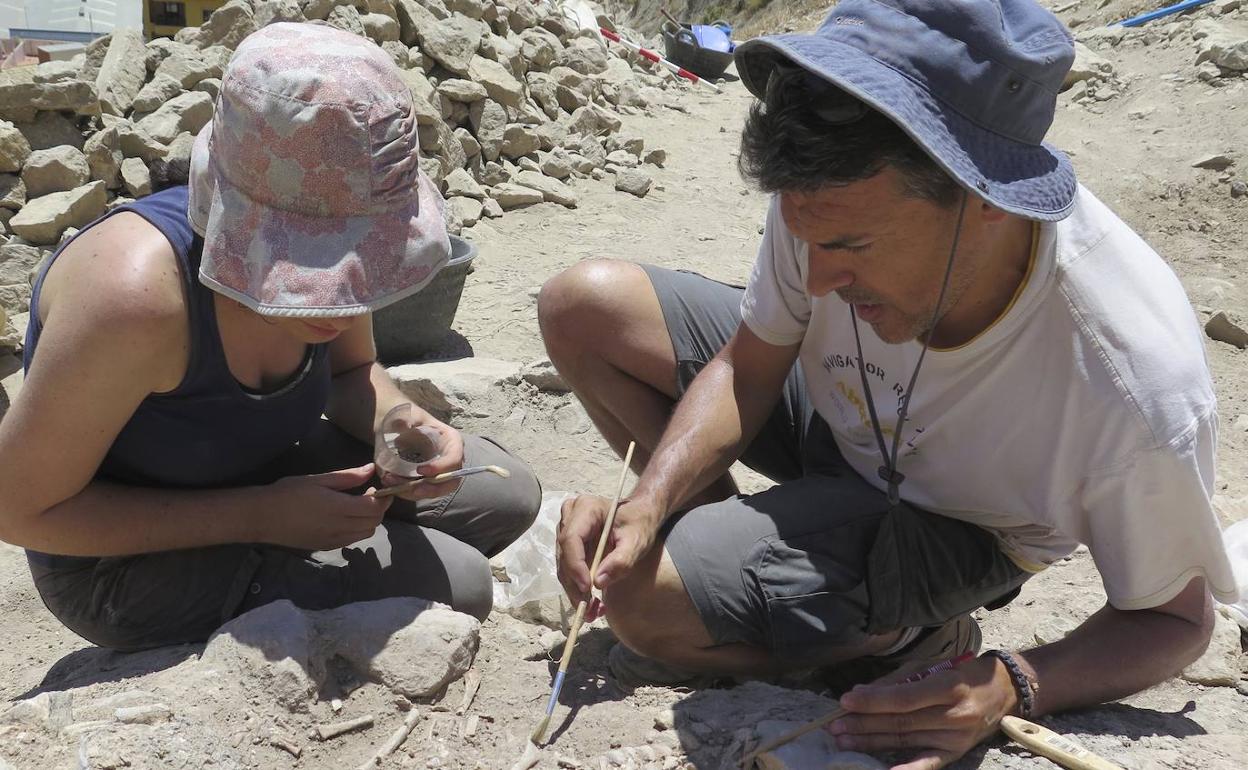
[{"left": 27, "top": 423, "right": 541, "bottom": 651}]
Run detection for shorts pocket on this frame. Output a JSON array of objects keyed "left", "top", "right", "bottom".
[{"left": 752, "top": 519, "right": 880, "bottom": 659}]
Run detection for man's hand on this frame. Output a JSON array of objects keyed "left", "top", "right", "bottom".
[
  {"left": 262, "top": 464, "right": 393, "bottom": 550},
  {"left": 556, "top": 494, "right": 663, "bottom": 615},
  {"left": 379, "top": 419, "right": 466, "bottom": 501},
  {"left": 827, "top": 655, "right": 1017, "bottom": 770}
]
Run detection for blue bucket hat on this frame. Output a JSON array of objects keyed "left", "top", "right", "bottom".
[{"left": 735, "top": 0, "right": 1077, "bottom": 221}]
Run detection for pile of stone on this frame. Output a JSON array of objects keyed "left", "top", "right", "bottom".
[{"left": 0, "top": 0, "right": 680, "bottom": 352}]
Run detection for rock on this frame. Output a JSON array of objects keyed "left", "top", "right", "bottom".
[
  {"left": 499, "top": 124, "right": 540, "bottom": 158},
  {"left": 753, "top": 721, "right": 887, "bottom": 770},
  {"left": 21, "top": 147, "right": 91, "bottom": 199},
  {"left": 562, "top": 103, "right": 621, "bottom": 138},
  {"left": 521, "top": 357, "right": 570, "bottom": 392},
  {"left": 614, "top": 168, "right": 652, "bottom": 198},
  {"left": 132, "top": 74, "right": 185, "bottom": 115},
  {"left": 1181, "top": 608, "right": 1242, "bottom": 686},
  {"left": 194, "top": 78, "right": 222, "bottom": 100},
  {"left": 1232, "top": 180, "right": 1248, "bottom": 198},
  {"left": 301, "top": 0, "right": 356, "bottom": 21},
  {"left": 1064, "top": 41, "right": 1114, "bottom": 89},
  {"left": 94, "top": 29, "right": 148, "bottom": 116},
  {"left": 1206, "top": 311, "right": 1248, "bottom": 348},
  {"left": 517, "top": 156, "right": 540, "bottom": 173},
  {"left": 9, "top": 181, "right": 107, "bottom": 246},
  {"left": 0, "top": 175, "right": 24, "bottom": 211},
  {"left": 533, "top": 121, "right": 567, "bottom": 152},
  {"left": 396, "top": 69, "right": 442, "bottom": 125},
  {"left": 394, "top": 0, "right": 436, "bottom": 46},
  {"left": 16, "top": 113, "right": 84, "bottom": 152},
  {"left": 1235, "top": 414, "right": 1248, "bottom": 432},
  {"left": 422, "top": 16, "right": 486, "bottom": 75},
  {"left": 362, "top": 11, "right": 401, "bottom": 42},
  {"left": 438, "top": 78, "right": 488, "bottom": 102},
  {"left": 112, "top": 118, "right": 169, "bottom": 163},
  {"left": 447, "top": 195, "right": 483, "bottom": 227},
  {"left": 444, "top": 167, "right": 485, "bottom": 199},
  {"left": 514, "top": 170, "right": 576, "bottom": 207},
  {"left": 155, "top": 49, "right": 219, "bottom": 90},
  {"left": 83, "top": 126, "right": 123, "bottom": 189},
  {"left": 1192, "top": 154, "right": 1235, "bottom": 171},
  {"left": 643, "top": 147, "right": 666, "bottom": 167},
  {"left": 490, "top": 182, "right": 543, "bottom": 209},
  {"left": 519, "top": 27, "right": 561, "bottom": 70},
  {"left": 0, "top": 243, "right": 44, "bottom": 285},
  {"left": 606, "top": 149, "right": 637, "bottom": 168},
  {"left": 388, "top": 357, "right": 522, "bottom": 417},
  {"left": 538, "top": 149, "right": 572, "bottom": 179},
  {"left": 556, "top": 37, "right": 609, "bottom": 75},
  {"left": 480, "top": 196, "right": 503, "bottom": 218},
  {"left": 469, "top": 98, "right": 508, "bottom": 161},
  {"left": 316, "top": 599, "right": 479, "bottom": 699},
  {"left": 455, "top": 127, "right": 481, "bottom": 158},
  {"left": 255, "top": 0, "right": 307, "bottom": 26},
  {"left": 449, "top": 0, "right": 489, "bottom": 19},
  {"left": 1194, "top": 20, "right": 1248, "bottom": 72},
  {"left": 196, "top": 0, "right": 259, "bottom": 50},
  {"left": 0, "top": 120, "right": 31, "bottom": 174},
  {"left": 469, "top": 55, "right": 524, "bottom": 107},
  {"left": 201, "top": 600, "right": 320, "bottom": 711},
  {"left": 136, "top": 91, "right": 214, "bottom": 145},
  {"left": 149, "top": 131, "right": 195, "bottom": 186},
  {"left": 114, "top": 704, "right": 173, "bottom": 725},
  {"left": 121, "top": 157, "right": 152, "bottom": 197},
  {"left": 326, "top": 4, "right": 367, "bottom": 35},
  {"left": 0, "top": 67, "right": 97, "bottom": 123}
]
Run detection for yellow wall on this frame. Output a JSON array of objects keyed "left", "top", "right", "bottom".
[{"left": 143, "top": 0, "right": 229, "bottom": 39}]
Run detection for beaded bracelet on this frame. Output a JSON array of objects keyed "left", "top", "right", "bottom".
[{"left": 983, "top": 649, "right": 1038, "bottom": 719}]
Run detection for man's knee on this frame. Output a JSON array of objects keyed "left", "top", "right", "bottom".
[
  {"left": 602, "top": 546, "right": 705, "bottom": 661},
  {"left": 537, "top": 259, "right": 652, "bottom": 356}
]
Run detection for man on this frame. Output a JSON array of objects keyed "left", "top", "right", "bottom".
[{"left": 538, "top": 1, "right": 1237, "bottom": 767}]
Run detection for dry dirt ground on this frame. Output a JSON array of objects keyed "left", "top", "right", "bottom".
[{"left": 2, "top": 1, "right": 1247, "bottom": 768}]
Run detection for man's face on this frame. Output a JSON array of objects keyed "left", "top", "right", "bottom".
[{"left": 780, "top": 167, "right": 971, "bottom": 345}]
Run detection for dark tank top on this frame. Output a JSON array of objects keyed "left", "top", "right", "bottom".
[{"left": 24, "top": 187, "right": 332, "bottom": 563}]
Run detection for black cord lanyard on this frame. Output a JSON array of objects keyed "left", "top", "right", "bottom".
[{"left": 850, "top": 191, "right": 969, "bottom": 507}]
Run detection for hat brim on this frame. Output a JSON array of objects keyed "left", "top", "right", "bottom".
[
  {"left": 189, "top": 123, "right": 451, "bottom": 318},
  {"left": 734, "top": 36, "right": 1076, "bottom": 221}
]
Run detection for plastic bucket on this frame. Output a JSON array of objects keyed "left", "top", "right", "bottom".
[{"left": 373, "top": 234, "right": 477, "bottom": 363}]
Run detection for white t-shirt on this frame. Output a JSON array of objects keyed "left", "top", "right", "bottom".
[{"left": 741, "top": 185, "right": 1238, "bottom": 611}]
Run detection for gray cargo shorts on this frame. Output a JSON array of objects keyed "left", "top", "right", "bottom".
[{"left": 642, "top": 264, "right": 1028, "bottom": 661}]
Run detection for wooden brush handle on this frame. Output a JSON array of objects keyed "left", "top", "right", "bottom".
[
  {"left": 739, "top": 706, "right": 846, "bottom": 767},
  {"left": 1001, "top": 717, "right": 1126, "bottom": 770},
  {"left": 551, "top": 441, "right": 636, "bottom": 675}
]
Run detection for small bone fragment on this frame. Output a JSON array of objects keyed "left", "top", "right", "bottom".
[
  {"left": 114, "top": 704, "right": 172, "bottom": 724},
  {"left": 462, "top": 714, "right": 480, "bottom": 737},
  {"left": 315, "top": 714, "right": 374, "bottom": 741},
  {"left": 270, "top": 734, "right": 302, "bottom": 758},
  {"left": 356, "top": 708, "right": 423, "bottom": 770},
  {"left": 457, "top": 669, "right": 483, "bottom": 715},
  {"left": 508, "top": 740, "right": 541, "bottom": 770}
]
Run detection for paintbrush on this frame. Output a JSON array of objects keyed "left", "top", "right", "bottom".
[
  {"left": 530, "top": 441, "right": 636, "bottom": 745},
  {"left": 368, "top": 464, "right": 510, "bottom": 498},
  {"left": 739, "top": 652, "right": 973, "bottom": 767}
]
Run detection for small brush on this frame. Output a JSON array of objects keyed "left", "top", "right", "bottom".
[
  {"left": 368, "top": 464, "right": 510, "bottom": 498},
  {"left": 530, "top": 441, "right": 636, "bottom": 746}
]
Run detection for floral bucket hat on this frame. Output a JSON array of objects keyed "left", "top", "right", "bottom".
[{"left": 189, "top": 22, "right": 451, "bottom": 317}]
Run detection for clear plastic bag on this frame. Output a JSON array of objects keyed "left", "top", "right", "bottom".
[{"left": 492, "top": 491, "right": 572, "bottom": 611}]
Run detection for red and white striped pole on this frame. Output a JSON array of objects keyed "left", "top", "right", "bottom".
[{"left": 599, "top": 27, "right": 722, "bottom": 94}]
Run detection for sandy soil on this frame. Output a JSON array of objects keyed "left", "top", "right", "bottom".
[{"left": 2, "top": 1, "right": 1246, "bottom": 768}]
